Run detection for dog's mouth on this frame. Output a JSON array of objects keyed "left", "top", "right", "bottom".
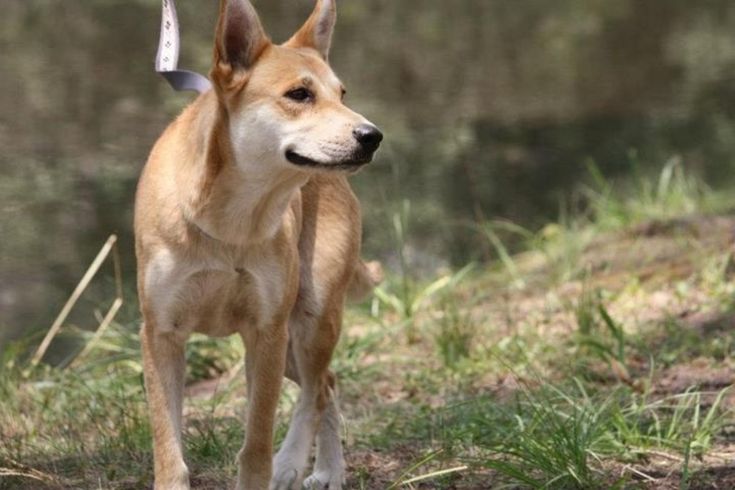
[{"left": 285, "top": 150, "right": 373, "bottom": 172}]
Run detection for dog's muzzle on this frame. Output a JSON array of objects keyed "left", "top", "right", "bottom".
[{"left": 286, "top": 124, "right": 383, "bottom": 171}]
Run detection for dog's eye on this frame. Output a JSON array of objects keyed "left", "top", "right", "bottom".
[
  {"left": 340, "top": 88, "right": 347, "bottom": 100},
  {"left": 285, "top": 88, "right": 312, "bottom": 102}
]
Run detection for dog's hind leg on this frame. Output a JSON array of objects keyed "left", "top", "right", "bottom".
[
  {"left": 275, "top": 306, "right": 344, "bottom": 490},
  {"left": 273, "top": 175, "right": 362, "bottom": 489},
  {"left": 141, "top": 321, "right": 190, "bottom": 490},
  {"left": 302, "top": 370, "right": 345, "bottom": 490}
]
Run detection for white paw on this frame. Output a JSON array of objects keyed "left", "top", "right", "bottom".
[
  {"left": 302, "top": 471, "right": 344, "bottom": 490},
  {"left": 270, "top": 467, "right": 303, "bottom": 490}
]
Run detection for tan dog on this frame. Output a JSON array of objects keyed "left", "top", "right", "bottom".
[{"left": 134, "top": 1, "right": 383, "bottom": 488}]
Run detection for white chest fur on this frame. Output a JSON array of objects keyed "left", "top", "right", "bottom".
[{"left": 144, "top": 241, "right": 294, "bottom": 338}]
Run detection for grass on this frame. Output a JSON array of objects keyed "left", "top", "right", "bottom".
[
  {"left": 418, "top": 381, "right": 729, "bottom": 489},
  {"left": 433, "top": 292, "right": 477, "bottom": 370},
  {"left": 2, "top": 161, "right": 735, "bottom": 489}
]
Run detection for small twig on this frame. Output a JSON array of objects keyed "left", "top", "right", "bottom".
[
  {"left": 30, "top": 235, "right": 118, "bottom": 368},
  {"left": 707, "top": 450, "right": 735, "bottom": 461},
  {"left": 387, "top": 450, "right": 443, "bottom": 489},
  {"left": 0, "top": 458, "right": 58, "bottom": 484},
  {"left": 400, "top": 465, "right": 469, "bottom": 486},
  {"left": 68, "top": 297, "right": 123, "bottom": 368},
  {"left": 67, "top": 236, "right": 125, "bottom": 368},
  {"left": 622, "top": 465, "right": 657, "bottom": 482},
  {"left": 0, "top": 469, "right": 46, "bottom": 482}
]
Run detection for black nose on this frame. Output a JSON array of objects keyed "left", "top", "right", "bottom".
[{"left": 353, "top": 124, "right": 383, "bottom": 153}]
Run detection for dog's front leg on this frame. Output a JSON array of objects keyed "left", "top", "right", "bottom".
[
  {"left": 237, "top": 323, "right": 289, "bottom": 490},
  {"left": 141, "top": 321, "right": 190, "bottom": 490}
]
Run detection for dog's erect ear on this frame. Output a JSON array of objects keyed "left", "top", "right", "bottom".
[
  {"left": 212, "top": 0, "right": 270, "bottom": 89},
  {"left": 286, "top": 0, "right": 336, "bottom": 60}
]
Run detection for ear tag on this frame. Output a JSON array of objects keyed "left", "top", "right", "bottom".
[{"left": 156, "top": 0, "right": 213, "bottom": 93}]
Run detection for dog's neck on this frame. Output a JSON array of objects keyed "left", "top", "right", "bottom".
[{"left": 177, "top": 93, "right": 308, "bottom": 246}]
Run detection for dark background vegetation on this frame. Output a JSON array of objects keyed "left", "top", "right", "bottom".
[{"left": 3, "top": 0, "right": 735, "bottom": 363}]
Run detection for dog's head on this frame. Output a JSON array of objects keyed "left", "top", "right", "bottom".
[{"left": 210, "top": 0, "right": 382, "bottom": 174}]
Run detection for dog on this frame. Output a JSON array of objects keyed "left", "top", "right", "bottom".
[{"left": 134, "top": 0, "right": 383, "bottom": 488}]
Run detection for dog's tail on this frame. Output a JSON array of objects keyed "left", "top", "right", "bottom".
[{"left": 347, "top": 259, "right": 384, "bottom": 302}]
